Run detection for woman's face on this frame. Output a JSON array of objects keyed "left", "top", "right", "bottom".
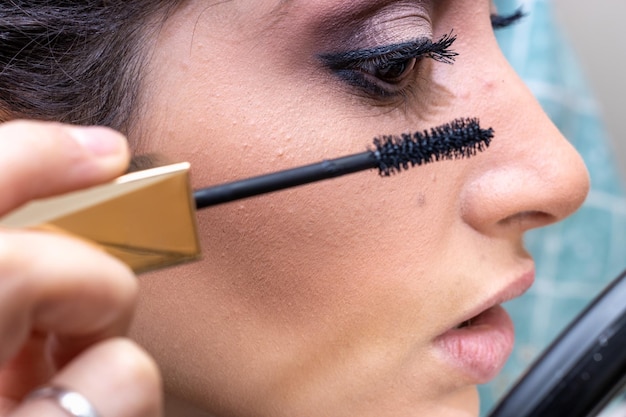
[{"left": 130, "top": 0, "right": 589, "bottom": 416}]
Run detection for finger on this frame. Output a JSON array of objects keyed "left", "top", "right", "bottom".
[
  {"left": 0, "top": 230, "right": 137, "bottom": 369},
  {"left": 0, "top": 334, "right": 53, "bottom": 401},
  {"left": 0, "top": 120, "right": 129, "bottom": 214},
  {"left": 8, "top": 338, "right": 162, "bottom": 417}
]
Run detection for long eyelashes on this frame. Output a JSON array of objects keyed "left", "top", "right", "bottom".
[
  {"left": 319, "top": 33, "right": 457, "bottom": 98},
  {"left": 319, "top": 32, "right": 457, "bottom": 71},
  {"left": 491, "top": 7, "right": 526, "bottom": 29}
]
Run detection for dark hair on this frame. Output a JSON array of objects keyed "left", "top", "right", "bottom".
[{"left": 0, "top": 1, "right": 182, "bottom": 134}]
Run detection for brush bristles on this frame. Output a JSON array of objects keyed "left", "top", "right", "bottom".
[{"left": 373, "top": 118, "right": 494, "bottom": 176}]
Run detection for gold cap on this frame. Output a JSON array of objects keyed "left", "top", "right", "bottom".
[{"left": 0, "top": 163, "right": 201, "bottom": 273}]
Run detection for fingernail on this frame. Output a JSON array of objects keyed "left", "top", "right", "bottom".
[{"left": 68, "top": 126, "right": 126, "bottom": 157}]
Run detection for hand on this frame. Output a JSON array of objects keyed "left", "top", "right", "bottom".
[{"left": 0, "top": 121, "right": 162, "bottom": 417}]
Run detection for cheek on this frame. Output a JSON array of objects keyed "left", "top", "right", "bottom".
[
  {"left": 191, "top": 164, "right": 460, "bottom": 328},
  {"left": 138, "top": 61, "right": 472, "bottom": 330}
]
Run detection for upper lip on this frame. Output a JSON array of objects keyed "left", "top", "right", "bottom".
[{"left": 446, "top": 267, "right": 535, "bottom": 331}]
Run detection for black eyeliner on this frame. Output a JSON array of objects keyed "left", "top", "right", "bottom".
[
  {"left": 491, "top": 7, "right": 526, "bottom": 29},
  {"left": 319, "top": 32, "right": 457, "bottom": 70}
]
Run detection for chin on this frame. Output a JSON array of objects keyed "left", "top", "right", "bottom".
[{"left": 435, "top": 386, "right": 480, "bottom": 417}]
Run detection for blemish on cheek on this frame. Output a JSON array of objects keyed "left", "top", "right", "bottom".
[
  {"left": 416, "top": 193, "right": 427, "bottom": 208},
  {"left": 482, "top": 79, "right": 497, "bottom": 92}
]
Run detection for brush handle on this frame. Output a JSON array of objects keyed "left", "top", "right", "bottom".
[
  {"left": 193, "top": 151, "right": 378, "bottom": 209},
  {"left": 193, "top": 118, "right": 493, "bottom": 209}
]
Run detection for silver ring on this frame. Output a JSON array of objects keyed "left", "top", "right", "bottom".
[{"left": 26, "top": 385, "right": 101, "bottom": 417}]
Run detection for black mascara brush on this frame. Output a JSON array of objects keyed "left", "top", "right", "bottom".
[
  {"left": 193, "top": 117, "right": 493, "bottom": 209},
  {"left": 0, "top": 117, "right": 493, "bottom": 273}
]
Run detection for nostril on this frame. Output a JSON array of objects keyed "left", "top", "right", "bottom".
[{"left": 498, "top": 211, "right": 556, "bottom": 231}]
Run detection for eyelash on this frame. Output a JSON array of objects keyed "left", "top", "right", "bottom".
[
  {"left": 490, "top": 7, "right": 527, "bottom": 29},
  {"left": 319, "top": 32, "right": 458, "bottom": 99},
  {"left": 319, "top": 7, "right": 526, "bottom": 100}
]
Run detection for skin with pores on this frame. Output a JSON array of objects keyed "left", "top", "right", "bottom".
[
  {"left": 131, "top": 1, "right": 588, "bottom": 416},
  {"left": 0, "top": 1, "right": 589, "bottom": 417}
]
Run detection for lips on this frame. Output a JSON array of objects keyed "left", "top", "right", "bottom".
[
  {"left": 434, "top": 269, "right": 534, "bottom": 383},
  {"left": 435, "top": 305, "right": 514, "bottom": 383}
]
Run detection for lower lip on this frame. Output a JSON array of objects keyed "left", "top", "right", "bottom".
[{"left": 434, "top": 305, "right": 514, "bottom": 383}]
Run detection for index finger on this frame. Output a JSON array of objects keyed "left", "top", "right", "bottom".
[{"left": 0, "top": 120, "right": 130, "bottom": 215}]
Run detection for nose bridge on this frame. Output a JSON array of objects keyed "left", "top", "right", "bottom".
[{"left": 460, "top": 59, "right": 590, "bottom": 236}]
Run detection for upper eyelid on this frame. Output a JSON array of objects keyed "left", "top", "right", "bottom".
[{"left": 319, "top": 33, "right": 458, "bottom": 70}]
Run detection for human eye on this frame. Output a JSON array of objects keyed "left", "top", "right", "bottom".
[
  {"left": 491, "top": 6, "right": 526, "bottom": 29},
  {"left": 318, "top": 32, "right": 457, "bottom": 100}
]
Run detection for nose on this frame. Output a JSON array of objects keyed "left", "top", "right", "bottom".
[{"left": 459, "top": 63, "right": 590, "bottom": 238}]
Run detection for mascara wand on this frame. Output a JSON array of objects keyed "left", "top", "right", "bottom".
[
  {"left": 194, "top": 118, "right": 493, "bottom": 209},
  {"left": 0, "top": 117, "right": 493, "bottom": 274}
]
